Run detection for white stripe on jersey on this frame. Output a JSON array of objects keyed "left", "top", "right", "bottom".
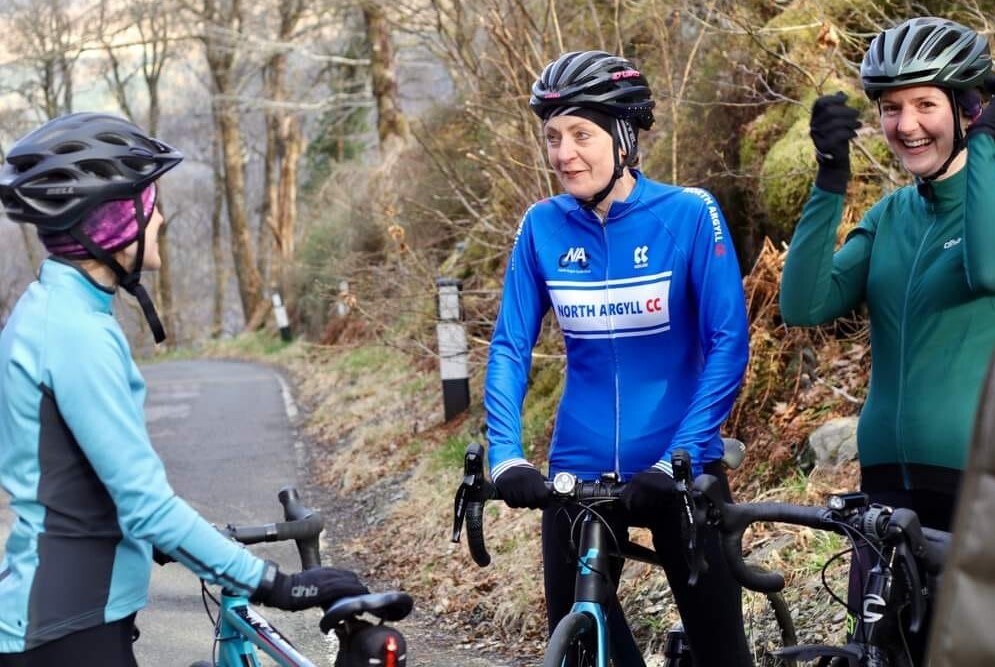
[
  {"left": 548, "top": 274, "right": 671, "bottom": 337},
  {"left": 547, "top": 270, "right": 672, "bottom": 289}
]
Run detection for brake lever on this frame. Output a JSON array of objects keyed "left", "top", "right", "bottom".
[
  {"left": 452, "top": 442, "right": 487, "bottom": 542},
  {"left": 888, "top": 508, "right": 927, "bottom": 633},
  {"left": 671, "top": 449, "right": 705, "bottom": 585}
]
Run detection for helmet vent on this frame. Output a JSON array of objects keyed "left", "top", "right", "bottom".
[
  {"left": 78, "top": 159, "right": 121, "bottom": 180},
  {"left": 8, "top": 154, "right": 41, "bottom": 173},
  {"left": 53, "top": 141, "right": 88, "bottom": 155},
  {"left": 96, "top": 132, "right": 128, "bottom": 147},
  {"left": 930, "top": 32, "right": 960, "bottom": 58},
  {"left": 121, "top": 156, "right": 156, "bottom": 174}
]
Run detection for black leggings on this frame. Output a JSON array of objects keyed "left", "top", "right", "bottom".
[
  {"left": 0, "top": 614, "right": 138, "bottom": 667},
  {"left": 541, "top": 463, "right": 752, "bottom": 667}
]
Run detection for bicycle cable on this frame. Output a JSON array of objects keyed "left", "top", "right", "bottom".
[
  {"left": 820, "top": 547, "right": 855, "bottom": 612},
  {"left": 200, "top": 581, "right": 221, "bottom": 666},
  {"left": 562, "top": 500, "right": 625, "bottom": 584}
]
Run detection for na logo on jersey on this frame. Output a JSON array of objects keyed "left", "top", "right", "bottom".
[
  {"left": 559, "top": 246, "right": 590, "bottom": 269},
  {"left": 633, "top": 245, "right": 649, "bottom": 268}
]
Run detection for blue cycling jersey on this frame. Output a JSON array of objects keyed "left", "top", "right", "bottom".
[
  {"left": 485, "top": 173, "right": 749, "bottom": 482},
  {"left": 0, "top": 259, "right": 264, "bottom": 653}
]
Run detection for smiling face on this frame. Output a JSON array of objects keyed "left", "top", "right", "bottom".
[
  {"left": 879, "top": 85, "right": 968, "bottom": 179},
  {"left": 544, "top": 114, "right": 618, "bottom": 200}
]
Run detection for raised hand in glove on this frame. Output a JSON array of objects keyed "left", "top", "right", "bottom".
[
  {"left": 967, "top": 74, "right": 995, "bottom": 139},
  {"left": 252, "top": 563, "right": 370, "bottom": 611},
  {"left": 810, "top": 91, "right": 861, "bottom": 194},
  {"left": 621, "top": 468, "right": 677, "bottom": 524},
  {"left": 494, "top": 464, "right": 550, "bottom": 509}
]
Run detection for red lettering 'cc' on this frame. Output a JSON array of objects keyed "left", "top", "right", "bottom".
[{"left": 646, "top": 298, "right": 661, "bottom": 313}]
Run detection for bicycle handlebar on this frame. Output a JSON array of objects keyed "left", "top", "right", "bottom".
[
  {"left": 219, "top": 486, "right": 325, "bottom": 572},
  {"left": 693, "top": 474, "right": 950, "bottom": 594},
  {"left": 452, "top": 443, "right": 695, "bottom": 575}
]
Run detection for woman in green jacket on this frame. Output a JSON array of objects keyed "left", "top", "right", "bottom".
[
  {"left": 781, "top": 17, "right": 995, "bottom": 662},
  {"left": 782, "top": 16, "right": 995, "bottom": 531}
]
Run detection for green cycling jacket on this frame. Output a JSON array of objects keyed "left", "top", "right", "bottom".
[{"left": 780, "top": 133, "right": 995, "bottom": 493}]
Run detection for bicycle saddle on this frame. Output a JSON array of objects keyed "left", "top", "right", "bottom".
[{"left": 320, "top": 591, "right": 414, "bottom": 633}]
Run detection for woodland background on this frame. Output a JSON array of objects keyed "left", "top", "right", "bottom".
[{"left": 2, "top": 0, "right": 991, "bottom": 660}]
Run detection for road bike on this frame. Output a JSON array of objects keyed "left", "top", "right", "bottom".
[
  {"left": 184, "top": 486, "right": 412, "bottom": 667},
  {"left": 693, "top": 474, "right": 950, "bottom": 667},
  {"left": 451, "top": 443, "right": 796, "bottom": 667}
]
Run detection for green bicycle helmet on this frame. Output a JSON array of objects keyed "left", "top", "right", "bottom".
[{"left": 861, "top": 17, "right": 991, "bottom": 99}]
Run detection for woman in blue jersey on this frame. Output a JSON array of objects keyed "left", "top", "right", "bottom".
[
  {"left": 0, "top": 113, "right": 368, "bottom": 666},
  {"left": 781, "top": 17, "right": 995, "bottom": 664},
  {"left": 484, "top": 51, "right": 752, "bottom": 665}
]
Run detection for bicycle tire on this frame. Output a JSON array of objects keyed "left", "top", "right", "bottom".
[
  {"left": 742, "top": 589, "right": 797, "bottom": 666},
  {"left": 543, "top": 612, "right": 599, "bottom": 667}
]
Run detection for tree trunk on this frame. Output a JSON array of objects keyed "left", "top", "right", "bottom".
[
  {"left": 211, "top": 128, "right": 225, "bottom": 339},
  {"left": 258, "top": 113, "right": 278, "bottom": 286},
  {"left": 200, "top": 0, "right": 264, "bottom": 328},
  {"left": 362, "top": 1, "right": 409, "bottom": 155},
  {"left": 216, "top": 104, "right": 264, "bottom": 324},
  {"left": 274, "top": 116, "right": 302, "bottom": 294}
]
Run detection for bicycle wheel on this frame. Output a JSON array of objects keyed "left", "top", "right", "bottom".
[
  {"left": 742, "top": 589, "right": 797, "bottom": 666},
  {"left": 543, "top": 612, "right": 599, "bottom": 667}
]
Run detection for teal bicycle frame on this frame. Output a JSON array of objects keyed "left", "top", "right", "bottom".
[
  {"left": 555, "top": 507, "right": 645, "bottom": 667},
  {"left": 212, "top": 592, "right": 317, "bottom": 667},
  {"left": 189, "top": 487, "right": 412, "bottom": 667}
]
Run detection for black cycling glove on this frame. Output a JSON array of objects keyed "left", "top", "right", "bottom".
[
  {"left": 967, "top": 76, "right": 995, "bottom": 139},
  {"left": 251, "top": 563, "right": 369, "bottom": 611},
  {"left": 621, "top": 468, "right": 677, "bottom": 524},
  {"left": 494, "top": 464, "right": 550, "bottom": 509},
  {"left": 810, "top": 91, "right": 861, "bottom": 194}
]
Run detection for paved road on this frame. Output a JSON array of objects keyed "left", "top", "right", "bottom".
[
  {"left": 137, "top": 359, "right": 335, "bottom": 666},
  {"left": 0, "top": 359, "right": 512, "bottom": 666}
]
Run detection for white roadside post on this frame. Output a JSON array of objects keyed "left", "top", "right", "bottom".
[
  {"left": 436, "top": 277, "right": 470, "bottom": 421},
  {"left": 336, "top": 280, "right": 350, "bottom": 318},
  {"left": 271, "top": 292, "right": 292, "bottom": 342}
]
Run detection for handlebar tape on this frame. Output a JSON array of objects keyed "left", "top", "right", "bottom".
[
  {"left": 226, "top": 515, "right": 325, "bottom": 546},
  {"left": 467, "top": 502, "right": 491, "bottom": 567},
  {"left": 279, "top": 486, "right": 322, "bottom": 570}
]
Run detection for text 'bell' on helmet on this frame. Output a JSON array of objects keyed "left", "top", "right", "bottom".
[
  {"left": 0, "top": 112, "right": 183, "bottom": 233},
  {"left": 861, "top": 17, "right": 992, "bottom": 98},
  {"left": 529, "top": 50, "right": 656, "bottom": 130}
]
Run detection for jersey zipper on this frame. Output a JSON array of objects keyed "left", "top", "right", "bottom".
[
  {"left": 896, "top": 208, "right": 936, "bottom": 489},
  {"left": 598, "top": 213, "right": 623, "bottom": 478}
]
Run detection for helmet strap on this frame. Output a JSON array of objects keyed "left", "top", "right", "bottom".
[
  {"left": 66, "top": 194, "right": 166, "bottom": 344},
  {"left": 916, "top": 90, "right": 967, "bottom": 200},
  {"left": 580, "top": 120, "right": 637, "bottom": 212}
]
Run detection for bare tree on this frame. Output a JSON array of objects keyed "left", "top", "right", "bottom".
[
  {"left": 259, "top": 0, "right": 307, "bottom": 298},
  {"left": 187, "top": 0, "right": 266, "bottom": 328},
  {"left": 99, "top": 0, "right": 182, "bottom": 345},
  {"left": 3, "top": 0, "right": 84, "bottom": 119},
  {"left": 1, "top": 0, "right": 90, "bottom": 269},
  {"left": 363, "top": 1, "right": 409, "bottom": 156}
]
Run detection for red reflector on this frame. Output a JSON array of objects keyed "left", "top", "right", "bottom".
[{"left": 385, "top": 635, "right": 398, "bottom": 667}]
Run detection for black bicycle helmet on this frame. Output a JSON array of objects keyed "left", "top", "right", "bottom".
[
  {"left": 530, "top": 50, "right": 655, "bottom": 130},
  {"left": 0, "top": 113, "right": 183, "bottom": 344},
  {"left": 0, "top": 112, "right": 182, "bottom": 231},
  {"left": 861, "top": 17, "right": 991, "bottom": 99}
]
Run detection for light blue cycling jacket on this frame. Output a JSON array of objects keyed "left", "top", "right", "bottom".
[
  {"left": 485, "top": 173, "right": 749, "bottom": 482},
  {"left": 0, "top": 259, "right": 264, "bottom": 652}
]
